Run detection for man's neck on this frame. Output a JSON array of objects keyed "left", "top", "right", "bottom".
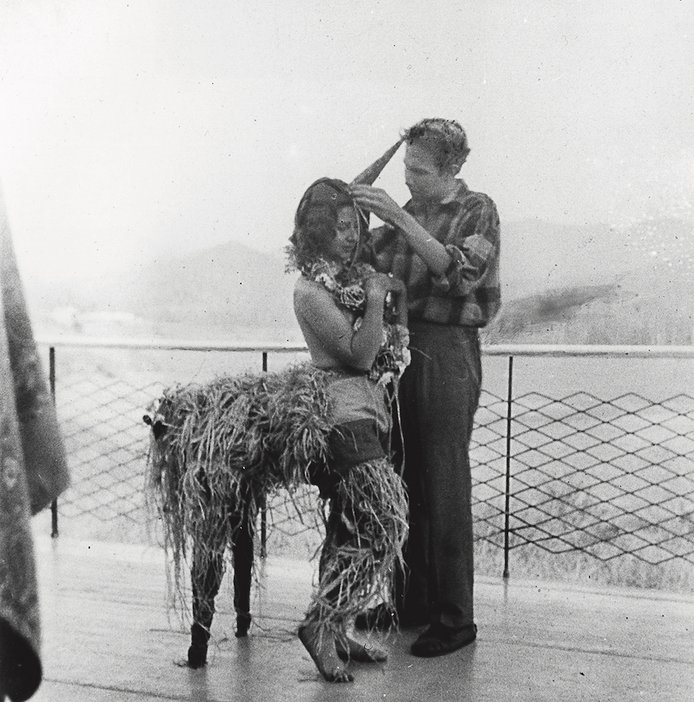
[
  {"left": 413, "top": 179, "right": 461, "bottom": 208},
  {"left": 440, "top": 178, "right": 462, "bottom": 203}
]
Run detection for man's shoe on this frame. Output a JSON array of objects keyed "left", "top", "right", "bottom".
[
  {"left": 354, "top": 604, "right": 397, "bottom": 631},
  {"left": 398, "top": 609, "right": 429, "bottom": 628},
  {"left": 410, "top": 623, "right": 477, "bottom": 657}
]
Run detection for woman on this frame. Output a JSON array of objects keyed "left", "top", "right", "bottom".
[{"left": 288, "top": 178, "right": 409, "bottom": 683}]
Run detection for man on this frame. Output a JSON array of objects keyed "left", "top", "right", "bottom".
[{"left": 351, "top": 117, "right": 500, "bottom": 657}]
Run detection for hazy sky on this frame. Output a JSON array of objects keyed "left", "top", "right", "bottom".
[{"left": 1, "top": 0, "right": 693, "bottom": 281}]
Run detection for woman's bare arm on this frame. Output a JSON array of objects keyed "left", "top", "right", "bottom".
[{"left": 295, "top": 275, "right": 397, "bottom": 371}]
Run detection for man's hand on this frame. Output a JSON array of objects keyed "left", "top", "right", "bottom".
[
  {"left": 353, "top": 185, "right": 452, "bottom": 278},
  {"left": 350, "top": 185, "right": 405, "bottom": 227}
]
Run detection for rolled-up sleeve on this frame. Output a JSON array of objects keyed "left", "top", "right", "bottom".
[{"left": 431, "top": 196, "right": 500, "bottom": 297}]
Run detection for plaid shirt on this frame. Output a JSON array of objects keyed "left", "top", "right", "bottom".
[{"left": 368, "top": 180, "right": 501, "bottom": 328}]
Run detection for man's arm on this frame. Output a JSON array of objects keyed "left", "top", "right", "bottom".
[
  {"left": 436, "top": 196, "right": 499, "bottom": 298},
  {"left": 351, "top": 184, "right": 452, "bottom": 276},
  {"left": 353, "top": 184, "right": 499, "bottom": 298}
]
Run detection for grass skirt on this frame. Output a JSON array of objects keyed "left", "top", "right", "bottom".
[
  {"left": 309, "top": 457, "right": 407, "bottom": 639},
  {"left": 146, "top": 362, "right": 407, "bottom": 633}
]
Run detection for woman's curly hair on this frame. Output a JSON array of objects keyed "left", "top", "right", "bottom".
[{"left": 286, "top": 178, "right": 366, "bottom": 272}]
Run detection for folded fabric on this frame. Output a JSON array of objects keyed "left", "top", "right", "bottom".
[
  {"left": 328, "top": 419, "right": 387, "bottom": 472},
  {"left": 1, "top": 192, "right": 69, "bottom": 701}
]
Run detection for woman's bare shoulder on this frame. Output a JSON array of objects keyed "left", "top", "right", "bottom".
[{"left": 294, "top": 276, "right": 331, "bottom": 304}]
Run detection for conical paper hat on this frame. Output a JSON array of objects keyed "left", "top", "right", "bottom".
[{"left": 350, "top": 138, "right": 403, "bottom": 186}]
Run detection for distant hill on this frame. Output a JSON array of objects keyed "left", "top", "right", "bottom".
[
  {"left": 26, "top": 240, "right": 301, "bottom": 342},
  {"left": 487, "top": 216, "right": 693, "bottom": 344},
  {"left": 501, "top": 216, "right": 693, "bottom": 296},
  {"left": 25, "top": 216, "right": 694, "bottom": 345}
]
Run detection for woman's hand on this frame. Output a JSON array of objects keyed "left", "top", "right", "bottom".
[
  {"left": 365, "top": 273, "right": 408, "bottom": 327},
  {"left": 364, "top": 272, "right": 404, "bottom": 300}
]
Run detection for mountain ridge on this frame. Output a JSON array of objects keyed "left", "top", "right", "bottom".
[{"left": 25, "top": 216, "right": 694, "bottom": 344}]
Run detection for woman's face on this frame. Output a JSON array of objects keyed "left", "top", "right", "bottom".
[{"left": 324, "top": 205, "right": 360, "bottom": 264}]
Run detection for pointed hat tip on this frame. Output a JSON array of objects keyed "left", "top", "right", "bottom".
[{"left": 350, "top": 138, "right": 404, "bottom": 186}]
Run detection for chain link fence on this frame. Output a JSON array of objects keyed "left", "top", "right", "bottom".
[{"left": 44, "top": 341, "right": 694, "bottom": 585}]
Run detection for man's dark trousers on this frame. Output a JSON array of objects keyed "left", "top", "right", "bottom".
[{"left": 395, "top": 320, "right": 481, "bottom": 629}]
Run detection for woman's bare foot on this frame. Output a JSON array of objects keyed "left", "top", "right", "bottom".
[
  {"left": 336, "top": 634, "right": 388, "bottom": 663},
  {"left": 298, "top": 622, "right": 354, "bottom": 683}
]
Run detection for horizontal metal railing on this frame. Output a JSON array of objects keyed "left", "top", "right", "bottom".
[
  {"left": 39, "top": 336, "right": 694, "bottom": 582},
  {"left": 38, "top": 334, "right": 694, "bottom": 358}
]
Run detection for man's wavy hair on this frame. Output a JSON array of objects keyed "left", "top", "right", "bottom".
[
  {"left": 403, "top": 118, "right": 470, "bottom": 173},
  {"left": 287, "top": 178, "right": 367, "bottom": 272}
]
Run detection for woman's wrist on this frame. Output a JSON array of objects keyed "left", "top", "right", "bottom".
[{"left": 364, "top": 293, "right": 386, "bottom": 312}]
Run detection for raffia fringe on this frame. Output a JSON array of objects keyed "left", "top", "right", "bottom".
[{"left": 145, "top": 362, "right": 407, "bottom": 631}]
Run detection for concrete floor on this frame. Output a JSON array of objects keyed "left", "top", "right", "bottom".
[{"left": 29, "top": 536, "right": 694, "bottom": 702}]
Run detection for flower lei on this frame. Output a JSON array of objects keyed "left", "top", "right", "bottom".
[{"left": 303, "top": 258, "right": 411, "bottom": 385}]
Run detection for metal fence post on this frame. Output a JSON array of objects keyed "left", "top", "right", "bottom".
[
  {"left": 260, "top": 351, "right": 268, "bottom": 558},
  {"left": 49, "top": 346, "right": 59, "bottom": 538},
  {"left": 503, "top": 355, "right": 514, "bottom": 578}
]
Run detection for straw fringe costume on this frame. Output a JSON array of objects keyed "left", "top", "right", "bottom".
[
  {"left": 1, "top": 198, "right": 69, "bottom": 702},
  {"left": 305, "top": 372, "right": 396, "bottom": 636},
  {"left": 146, "top": 364, "right": 408, "bottom": 656},
  {"left": 146, "top": 163, "right": 408, "bottom": 676}
]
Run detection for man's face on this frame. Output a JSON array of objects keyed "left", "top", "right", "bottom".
[{"left": 404, "top": 141, "right": 451, "bottom": 203}]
